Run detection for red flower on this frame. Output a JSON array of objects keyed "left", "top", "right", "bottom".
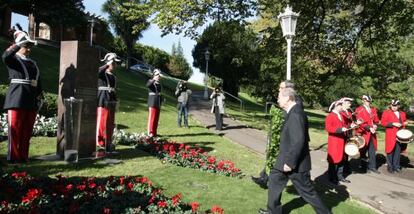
[
  {"left": 157, "top": 200, "right": 167, "bottom": 208},
  {"left": 163, "top": 144, "right": 170, "bottom": 151},
  {"left": 190, "top": 202, "right": 199, "bottom": 212},
  {"left": 22, "top": 188, "right": 42, "bottom": 203},
  {"left": 119, "top": 176, "right": 125, "bottom": 185},
  {"left": 179, "top": 143, "right": 185, "bottom": 150},
  {"left": 77, "top": 184, "right": 86, "bottom": 191},
  {"left": 127, "top": 182, "right": 134, "bottom": 190},
  {"left": 207, "top": 156, "right": 216, "bottom": 164},
  {"left": 89, "top": 182, "right": 97, "bottom": 189},
  {"left": 172, "top": 193, "right": 182, "bottom": 205},
  {"left": 185, "top": 145, "right": 191, "bottom": 151},
  {"left": 211, "top": 205, "right": 224, "bottom": 214},
  {"left": 11, "top": 171, "right": 27, "bottom": 179},
  {"left": 169, "top": 151, "right": 176, "bottom": 157},
  {"left": 103, "top": 207, "right": 111, "bottom": 214},
  {"left": 66, "top": 184, "right": 74, "bottom": 191}
]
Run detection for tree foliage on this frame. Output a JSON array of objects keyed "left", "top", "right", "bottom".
[
  {"left": 134, "top": 43, "right": 171, "bottom": 73},
  {"left": 168, "top": 41, "right": 193, "bottom": 80},
  {"left": 193, "top": 21, "right": 260, "bottom": 95},
  {"left": 102, "top": 0, "right": 152, "bottom": 68},
  {"left": 249, "top": 0, "right": 414, "bottom": 108},
  {"left": 150, "top": 0, "right": 256, "bottom": 38}
]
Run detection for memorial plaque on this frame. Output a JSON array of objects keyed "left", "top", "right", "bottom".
[{"left": 57, "top": 41, "right": 99, "bottom": 159}]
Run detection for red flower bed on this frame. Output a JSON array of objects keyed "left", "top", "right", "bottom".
[
  {"left": 0, "top": 172, "right": 224, "bottom": 213},
  {"left": 134, "top": 136, "right": 244, "bottom": 178}
]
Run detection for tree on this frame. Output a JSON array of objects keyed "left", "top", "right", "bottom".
[
  {"left": 102, "top": 0, "right": 152, "bottom": 68},
  {"left": 193, "top": 21, "right": 260, "bottom": 95},
  {"left": 150, "top": 0, "right": 256, "bottom": 38},
  {"left": 250, "top": 0, "right": 414, "bottom": 106},
  {"left": 134, "top": 43, "right": 171, "bottom": 73},
  {"left": 168, "top": 41, "right": 193, "bottom": 80}
]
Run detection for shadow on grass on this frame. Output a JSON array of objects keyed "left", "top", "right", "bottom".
[
  {"left": 311, "top": 171, "right": 350, "bottom": 212},
  {"left": 182, "top": 141, "right": 216, "bottom": 152},
  {"left": 162, "top": 132, "right": 216, "bottom": 138},
  {"left": 0, "top": 148, "right": 151, "bottom": 176}
]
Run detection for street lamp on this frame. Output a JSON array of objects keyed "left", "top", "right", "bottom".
[
  {"left": 88, "top": 18, "right": 96, "bottom": 46},
  {"left": 278, "top": 5, "right": 299, "bottom": 80},
  {"left": 203, "top": 49, "right": 210, "bottom": 99}
]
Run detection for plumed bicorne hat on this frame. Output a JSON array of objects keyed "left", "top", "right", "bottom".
[
  {"left": 391, "top": 99, "right": 400, "bottom": 106},
  {"left": 329, "top": 100, "right": 344, "bottom": 112},
  {"left": 361, "top": 95, "right": 372, "bottom": 102},
  {"left": 101, "top": 53, "right": 121, "bottom": 64},
  {"left": 13, "top": 24, "right": 37, "bottom": 46}
]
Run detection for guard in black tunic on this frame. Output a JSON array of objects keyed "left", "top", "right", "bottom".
[
  {"left": 2, "top": 26, "right": 42, "bottom": 163},
  {"left": 96, "top": 53, "right": 120, "bottom": 155},
  {"left": 147, "top": 69, "right": 162, "bottom": 137}
]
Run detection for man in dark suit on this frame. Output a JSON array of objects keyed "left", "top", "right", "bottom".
[
  {"left": 252, "top": 80, "right": 305, "bottom": 189},
  {"left": 259, "top": 88, "right": 331, "bottom": 214}
]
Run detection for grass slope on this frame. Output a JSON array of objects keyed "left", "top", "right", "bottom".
[{"left": 0, "top": 37, "right": 376, "bottom": 213}]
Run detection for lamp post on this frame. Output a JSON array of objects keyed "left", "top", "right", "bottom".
[
  {"left": 278, "top": 5, "right": 299, "bottom": 80},
  {"left": 203, "top": 49, "right": 210, "bottom": 99},
  {"left": 88, "top": 18, "right": 95, "bottom": 46}
]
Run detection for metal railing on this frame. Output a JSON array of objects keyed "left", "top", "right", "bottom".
[
  {"left": 222, "top": 91, "right": 244, "bottom": 112},
  {"left": 265, "top": 102, "right": 276, "bottom": 114}
]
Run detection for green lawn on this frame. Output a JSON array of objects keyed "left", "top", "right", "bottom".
[{"left": 0, "top": 36, "right": 377, "bottom": 213}]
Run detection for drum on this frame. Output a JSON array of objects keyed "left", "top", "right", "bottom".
[
  {"left": 349, "top": 136, "right": 365, "bottom": 148},
  {"left": 396, "top": 129, "right": 413, "bottom": 144},
  {"left": 345, "top": 141, "right": 359, "bottom": 157}
]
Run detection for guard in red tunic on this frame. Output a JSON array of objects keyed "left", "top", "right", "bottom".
[
  {"left": 381, "top": 100, "right": 408, "bottom": 173},
  {"left": 355, "top": 95, "right": 380, "bottom": 173},
  {"left": 147, "top": 69, "right": 162, "bottom": 137},
  {"left": 325, "top": 100, "right": 350, "bottom": 184},
  {"left": 2, "top": 26, "right": 42, "bottom": 163},
  {"left": 339, "top": 97, "right": 358, "bottom": 175},
  {"left": 96, "top": 53, "right": 120, "bottom": 155}
]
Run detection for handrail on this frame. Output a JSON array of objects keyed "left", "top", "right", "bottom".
[{"left": 222, "top": 91, "right": 244, "bottom": 112}]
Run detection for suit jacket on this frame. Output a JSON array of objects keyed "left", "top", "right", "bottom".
[{"left": 274, "top": 104, "right": 311, "bottom": 172}]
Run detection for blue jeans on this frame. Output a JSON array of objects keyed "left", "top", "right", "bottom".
[{"left": 177, "top": 102, "right": 188, "bottom": 127}]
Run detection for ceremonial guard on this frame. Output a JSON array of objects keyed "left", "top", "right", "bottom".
[
  {"left": 340, "top": 97, "right": 359, "bottom": 174},
  {"left": 147, "top": 69, "right": 162, "bottom": 137},
  {"left": 355, "top": 95, "right": 380, "bottom": 173},
  {"left": 381, "top": 100, "right": 408, "bottom": 173},
  {"left": 2, "top": 25, "right": 42, "bottom": 163},
  {"left": 325, "top": 100, "right": 350, "bottom": 184},
  {"left": 96, "top": 53, "right": 120, "bottom": 154}
]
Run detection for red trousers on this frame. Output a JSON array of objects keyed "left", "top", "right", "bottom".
[
  {"left": 148, "top": 107, "right": 160, "bottom": 136},
  {"left": 7, "top": 109, "right": 37, "bottom": 162},
  {"left": 96, "top": 107, "right": 115, "bottom": 148}
]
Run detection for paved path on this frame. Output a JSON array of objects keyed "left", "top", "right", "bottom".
[{"left": 190, "top": 91, "right": 414, "bottom": 214}]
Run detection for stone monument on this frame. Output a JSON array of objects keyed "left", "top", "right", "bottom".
[{"left": 57, "top": 41, "right": 99, "bottom": 159}]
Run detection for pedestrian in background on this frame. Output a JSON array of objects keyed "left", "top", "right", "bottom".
[
  {"left": 175, "top": 80, "right": 192, "bottom": 128},
  {"left": 210, "top": 87, "right": 225, "bottom": 130}
]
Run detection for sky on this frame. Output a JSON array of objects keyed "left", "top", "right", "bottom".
[{"left": 10, "top": 0, "right": 204, "bottom": 84}]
